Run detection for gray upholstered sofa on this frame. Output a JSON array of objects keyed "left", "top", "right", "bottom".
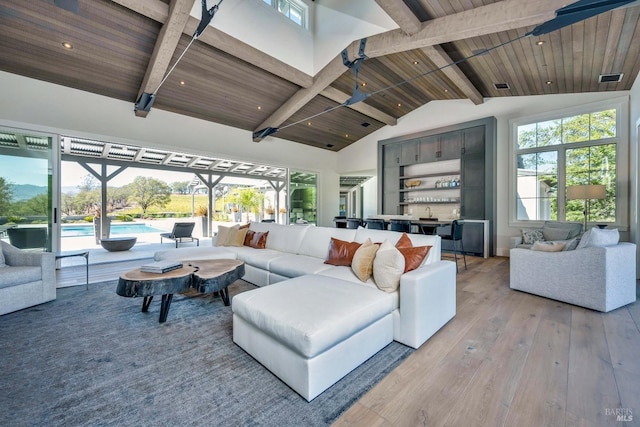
[
  {"left": 510, "top": 227, "right": 637, "bottom": 312},
  {"left": 0, "top": 240, "right": 56, "bottom": 315}
]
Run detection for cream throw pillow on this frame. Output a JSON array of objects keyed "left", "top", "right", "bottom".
[
  {"left": 226, "top": 227, "right": 249, "bottom": 247},
  {"left": 215, "top": 224, "right": 239, "bottom": 246},
  {"left": 351, "top": 239, "right": 379, "bottom": 282},
  {"left": 531, "top": 240, "right": 566, "bottom": 252},
  {"left": 373, "top": 240, "right": 405, "bottom": 293}
]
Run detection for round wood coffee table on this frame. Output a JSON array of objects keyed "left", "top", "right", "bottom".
[
  {"left": 117, "top": 265, "right": 197, "bottom": 323},
  {"left": 187, "top": 259, "right": 245, "bottom": 306}
]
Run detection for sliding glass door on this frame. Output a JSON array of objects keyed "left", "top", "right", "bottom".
[{"left": 0, "top": 128, "right": 58, "bottom": 252}]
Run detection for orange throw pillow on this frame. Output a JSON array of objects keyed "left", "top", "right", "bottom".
[
  {"left": 244, "top": 230, "right": 269, "bottom": 249},
  {"left": 397, "top": 246, "right": 431, "bottom": 273},
  {"left": 324, "top": 238, "right": 362, "bottom": 266},
  {"left": 394, "top": 233, "right": 431, "bottom": 272},
  {"left": 395, "top": 232, "right": 413, "bottom": 248}
]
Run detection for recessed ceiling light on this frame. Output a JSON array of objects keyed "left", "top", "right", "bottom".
[
  {"left": 257, "top": 106, "right": 262, "bottom": 110},
  {"left": 179, "top": 80, "right": 185, "bottom": 86},
  {"left": 345, "top": 134, "right": 349, "bottom": 138},
  {"left": 397, "top": 103, "right": 402, "bottom": 107},
  {"left": 536, "top": 40, "right": 545, "bottom": 46},
  {"left": 444, "top": 89, "right": 449, "bottom": 93},
  {"left": 361, "top": 82, "right": 366, "bottom": 87},
  {"left": 413, "top": 61, "right": 419, "bottom": 65},
  {"left": 307, "top": 122, "right": 312, "bottom": 126},
  {"left": 545, "top": 80, "right": 553, "bottom": 85},
  {"left": 62, "top": 42, "right": 73, "bottom": 49}
]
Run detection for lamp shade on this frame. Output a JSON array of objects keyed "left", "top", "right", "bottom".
[{"left": 566, "top": 184, "right": 606, "bottom": 200}]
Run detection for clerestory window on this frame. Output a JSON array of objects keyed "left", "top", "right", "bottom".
[{"left": 262, "top": 0, "right": 308, "bottom": 28}]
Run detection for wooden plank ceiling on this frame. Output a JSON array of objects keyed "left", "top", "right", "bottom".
[{"left": 0, "top": 0, "right": 639, "bottom": 152}]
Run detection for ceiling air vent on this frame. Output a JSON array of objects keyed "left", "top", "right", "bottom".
[
  {"left": 361, "top": 122, "right": 370, "bottom": 127},
  {"left": 599, "top": 73, "right": 623, "bottom": 83},
  {"left": 494, "top": 82, "right": 510, "bottom": 90}
]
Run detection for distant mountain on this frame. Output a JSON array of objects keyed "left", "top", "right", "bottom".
[{"left": 10, "top": 184, "right": 47, "bottom": 201}]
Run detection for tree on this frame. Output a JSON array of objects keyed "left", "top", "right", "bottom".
[
  {"left": 231, "top": 187, "right": 264, "bottom": 222},
  {"left": 128, "top": 176, "right": 172, "bottom": 215},
  {"left": 0, "top": 176, "right": 13, "bottom": 216},
  {"left": 170, "top": 180, "right": 191, "bottom": 194},
  {"left": 78, "top": 174, "right": 99, "bottom": 192}
]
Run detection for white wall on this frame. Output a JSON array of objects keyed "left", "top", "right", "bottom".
[
  {"left": 0, "top": 71, "right": 339, "bottom": 227},
  {"left": 361, "top": 176, "right": 378, "bottom": 219},
  {"left": 629, "top": 74, "right": 640, "bottom": 276},
  {"left": 338, "top": 91, "right": 632, "bottom": 256},
  {"left": 313, "top": 0, "right": 397, "bottom": 72}
]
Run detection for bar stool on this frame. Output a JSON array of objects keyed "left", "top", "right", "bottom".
[
  {"left": 346, "top": 218, "right": 362, "bottom": 229},
  {"left": 438, "top": 220, "right": 467, "bottom": 272},
  {"left": 365, "top": 218, "right": 386, "bottom": 230},
  {"left": 389, "top": 219, "right": 411, "bottom": 233}
]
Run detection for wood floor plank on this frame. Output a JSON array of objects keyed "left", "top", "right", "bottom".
[
  {"left": 565, "top": 307, "right": 621, "bottom": 427},
  {"left": 442, "top": 293, "right": 546, "bottom": 427},
  {"left": 331, "top": 402, "right": 392, "bottom": 427},
  {"left": 503, "top": 302, "right": 572, "bottom": 427},
  {"left": 369, "top": 288, "right": 525, "bottom": 425},
  {"left": 603, "top": 307, "right": 640, "bottom": 376}
]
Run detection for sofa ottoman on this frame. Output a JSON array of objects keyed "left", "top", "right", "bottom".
[{"left": 232, "top": 274, "right": 396, "bottom": 401}]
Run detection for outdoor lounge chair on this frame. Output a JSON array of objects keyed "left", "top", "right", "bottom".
[{"left": 160, "top": 222, "right": 199, "bottom": 248}]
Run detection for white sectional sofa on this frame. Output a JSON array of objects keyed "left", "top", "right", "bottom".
[{"left": 154, "top": 221, "right": 457, "bottom": 401}]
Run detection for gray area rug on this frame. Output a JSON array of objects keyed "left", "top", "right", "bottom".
[{"left": 0, "top": 279, "right": 413, "bottom": 426}]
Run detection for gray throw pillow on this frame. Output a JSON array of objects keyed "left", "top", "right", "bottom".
[
  {"left": 542, "top": 227, "right": 571, "bottom": 241},
  {"left": 521, "top": 229, "right": 544, "bottom": 245},
  {"left": 586, "top": 228, "right": 619, "bottom": 247}
]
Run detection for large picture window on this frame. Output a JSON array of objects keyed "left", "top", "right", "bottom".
[{"left": 512, "top": 100, "right": 627, "bottom": 227}]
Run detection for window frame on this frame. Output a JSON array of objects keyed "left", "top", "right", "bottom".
[
  {"left": 262, "top": 0, "right": 309, "bottom": 29},
  {"left": 508, "top": 97, "right": 629, "bottom": 230}
]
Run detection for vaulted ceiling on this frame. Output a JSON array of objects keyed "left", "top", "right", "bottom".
[{"left": 1, "top": 0, "right": 639, "bottom": 152}]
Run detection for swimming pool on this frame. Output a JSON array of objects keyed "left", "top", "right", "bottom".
[{"left": 62, "top": 223, "right": 167, "bottom": 237}]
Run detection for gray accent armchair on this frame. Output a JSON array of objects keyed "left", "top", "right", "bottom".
[{"left": 0, "top": 240, "right": 56, "bottom": 315}]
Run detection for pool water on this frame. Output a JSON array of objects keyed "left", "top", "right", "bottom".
[{"left": 62, "top": 223, "right": 167, "bottom": 237}]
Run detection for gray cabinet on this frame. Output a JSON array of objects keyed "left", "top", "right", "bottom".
[
  {"left": 383, "top": 165, "right": 400, "bottom": 214},
  {"left": 384, "top": 143, "right": 400, "bottom": 167},
  {"left": 400, "top": 139, "right": 420, "bottom": 165},
  {"left": 419, "top": 136, "right": 438, "bottom": 163},
  {"left": 438, "top": 131, "right": 461, "bottom": 161},
  {"left": 461, "top": 126, "right": 485, "bottom": 156},
  {"left": 460, "top": 127, "right": 485, "bottom": 219}
]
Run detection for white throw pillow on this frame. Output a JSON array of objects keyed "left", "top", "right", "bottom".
[
  {"left": 585, "top": 227, "right": 620, "bottom": 247},
  {"left": 576, "top": 228, "right": 593, "bottom": 250},
  {"left": 373, "top": 240, "right": 405, "bottom": 293}
]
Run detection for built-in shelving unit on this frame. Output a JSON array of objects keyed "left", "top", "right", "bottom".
[{"left": 377, "top": 117, "right": 497, "bottom": 256}]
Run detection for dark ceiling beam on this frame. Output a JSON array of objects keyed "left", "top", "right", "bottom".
[
  {"left": 111, "top": 0, "right": 313, "bottom": 88},
  {"left": 253, "top": 0, "right": 569, "bottom": 140},
  {"left": 320, "top": 86, "right": 397, "bottom": 126},
  {"left": 374, "top": 0, "right": 483, "bottom": 105},
  {"left": 134, "top": 0, "right": 194, "bottom": 118}
]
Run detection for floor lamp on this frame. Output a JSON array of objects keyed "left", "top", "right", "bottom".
[{"left": 566, "top": 184, "right": 606, "bottom": 232}]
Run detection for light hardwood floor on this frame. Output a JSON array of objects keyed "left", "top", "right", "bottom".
[
  {"left": 57, "top": 255, "right": 640, "bottom": 426},
  {"left": 334, "top": 256, "right": 640, "bottom": 427}
]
